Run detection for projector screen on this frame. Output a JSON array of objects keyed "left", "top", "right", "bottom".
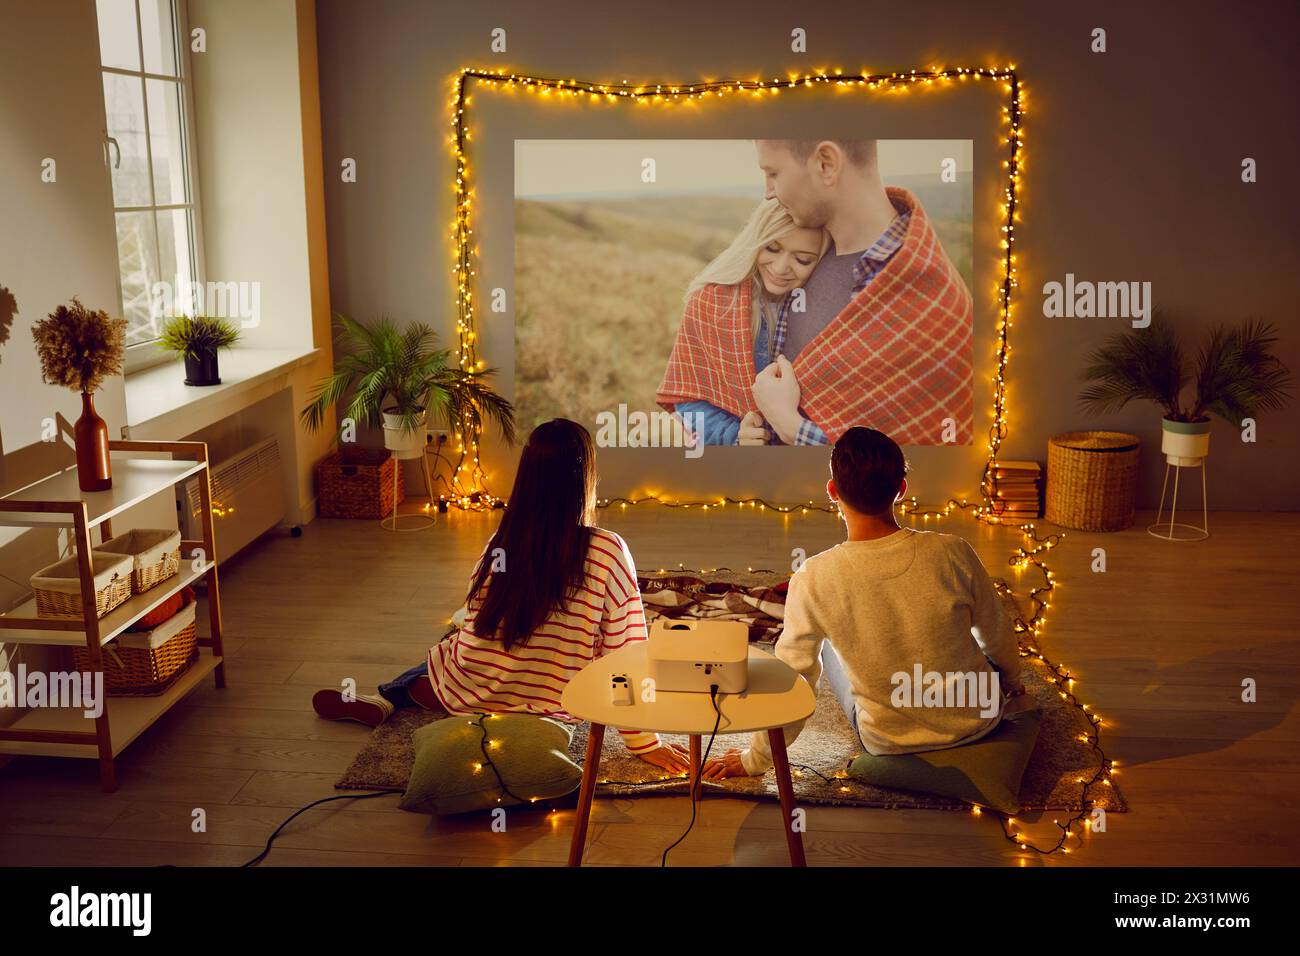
[{"left": 514, "top": 139, "right": 974, "bottom": 452}]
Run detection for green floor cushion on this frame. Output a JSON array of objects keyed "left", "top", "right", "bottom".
[
  {"left": 400, "top": 713, "right": 584, "bottom": 815},
  {"left": 846, "top": 707, "right": 1043, "bottom": 813}
]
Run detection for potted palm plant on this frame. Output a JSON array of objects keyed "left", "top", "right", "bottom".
[
  {"left": 159, "top": 315, "right": 241, "bottom": 386},
  {"left": 1079, "top": 312, "right": 1291, "bottom": 465},
  {"left": 300, "top": 314, "right": 515, "bottom": 460}
]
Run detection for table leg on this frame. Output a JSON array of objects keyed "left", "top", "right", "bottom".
[
  {"left": 568, "top": 722, "right": 605, "bottom": 866},
  {"left": 97, "top": 751, "right": 117, "bottom": 793},
  {"left": 690, "top": 734, "right": 702, "bottom": 800},
  {"left": 767, "top": 728, "right": 806, "bottom": 867}
]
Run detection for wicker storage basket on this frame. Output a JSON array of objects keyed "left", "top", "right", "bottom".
[
  {"left": 317, "top": 448, "right": 403, "bottom": 519},
  {"left": 95, "top": 528, "right": 181, "bottom": 594},
  {"left": 1045, "top": 431, "right": 1141, "bottom": 531},
  {"left": 31, "top": 551, "right": 133, "bottom": 620},
  {"left": 72, "top": 601, "right": 198, "bottom": 696}
]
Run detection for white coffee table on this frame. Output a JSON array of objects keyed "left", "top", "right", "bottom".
[{"left": 560, "top": 642, "right": 817, "bottom": 866}]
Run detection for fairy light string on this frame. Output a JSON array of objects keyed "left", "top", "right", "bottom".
[
  {"left": 470, "top": 713, "right": 531, "bottom": 806},
  {"left": 445, "top": 67, "right": 1108, "bottom": 857},
  {"left": 447, "top": 64, "right": 1026, "bottom": 515},
  {"left": 991, "top": 522, "right": 1114, "bottom": 856}
]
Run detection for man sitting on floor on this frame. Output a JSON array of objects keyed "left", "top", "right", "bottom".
[{"left": 703, "top": 426, "right": 1026, "bottom": 780}]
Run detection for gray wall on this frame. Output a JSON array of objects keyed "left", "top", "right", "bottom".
[
  {"left": 0, "top": 0, "right": 134, "bottom": 726},
  {"left": 314, "top": 0, "right": 1300, "bottom": 509}
]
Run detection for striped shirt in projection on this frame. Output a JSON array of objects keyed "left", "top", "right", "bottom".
[{"left": 427, "top": 528, "right": 661, "bottom": 754}]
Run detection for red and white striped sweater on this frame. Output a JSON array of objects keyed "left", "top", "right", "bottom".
[{"left": 426, "top": 528, "right": 661, "bottom": 754}]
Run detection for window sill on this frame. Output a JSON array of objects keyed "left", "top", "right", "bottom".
[
  {"left": 124, "top": 343, "right": 176, "bottom": 377},
  {"left": 123, "top": 347, "right": 320, "bottom": 438}
]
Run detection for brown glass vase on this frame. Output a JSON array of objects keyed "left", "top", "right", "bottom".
[{"left": 74, "top": 391, "right": 112, "bottom": 492}]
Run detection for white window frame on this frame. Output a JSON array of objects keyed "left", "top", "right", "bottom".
[{"left": 99, "top": 0, "right": 206, "bottom": 373}]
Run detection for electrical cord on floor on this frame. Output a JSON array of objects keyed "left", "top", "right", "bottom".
[
  {"left": 240, "top": 789, "right": 403, "bottom": 867},
  {"left": 660, "top": 684, "right": 722, "bottom": 867}
]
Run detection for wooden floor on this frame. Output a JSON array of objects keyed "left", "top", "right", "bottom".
[{"left": 1, "top": 504, "right": 1297, "bottom": 867}]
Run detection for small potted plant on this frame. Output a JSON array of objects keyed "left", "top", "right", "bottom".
[
  {"left": 32, "top": 297, "right": 126, "bottom": 492},
  {"left": 300, "top": 314, "right": 515, "bottom": 459},
  {"left": 1079, "top": 312, "right": 1291, "bottom": 465},
  {"left": 159, "top": 315, "right": 241, "bottom": 386}
]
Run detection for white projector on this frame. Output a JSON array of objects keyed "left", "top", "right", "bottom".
[{"left": 647, "top": 619, "right": 749, "bottom": 694}]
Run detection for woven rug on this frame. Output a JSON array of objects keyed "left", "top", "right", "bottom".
[{"left": 335, "top": 575, "right": 1126, "bottom": 813}]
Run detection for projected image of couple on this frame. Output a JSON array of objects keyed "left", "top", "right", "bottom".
[{"left": 514, "top": 138, "right": 975, "bottom": 448}]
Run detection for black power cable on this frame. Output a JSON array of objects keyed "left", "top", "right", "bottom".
[
  {"left": 660, "top": 684, "right": 722, "bottom": 867},
  {"left": 240, "top": 789, "right": 402, "bottom": 867},
  {"left": 242, "top": 713, "right": 539, "bottom": 867}
]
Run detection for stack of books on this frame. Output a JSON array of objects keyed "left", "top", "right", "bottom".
[{"left": 985, "top": 459, "right": 1043, "bottom": 519}]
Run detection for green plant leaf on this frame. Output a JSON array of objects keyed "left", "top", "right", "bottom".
[
  {"left": 299, "top": 313, "right": 516, "bottom": 445},
  {"left": 159, "top": 315, "right": 241, "bottom": 358},
  {"left": 1078, "top": 311, "right": 1187, "bottom": 419}
]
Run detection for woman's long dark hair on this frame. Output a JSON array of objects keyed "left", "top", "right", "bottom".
[{"left": 465, "top": 419, "right": 598, "bottom": 650}]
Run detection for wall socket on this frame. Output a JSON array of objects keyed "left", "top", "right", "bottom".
[{"left": 426, "top": 428, "right": 451, "bottom": 446}]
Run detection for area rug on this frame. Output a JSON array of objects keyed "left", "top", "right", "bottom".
[{"left": 335, "top": 576, "right": 1126, "bottom": 812}]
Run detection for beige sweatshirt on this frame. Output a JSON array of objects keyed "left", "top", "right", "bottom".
[{"left": 741, "top": 528, "right": 1023, "bottom": 775}]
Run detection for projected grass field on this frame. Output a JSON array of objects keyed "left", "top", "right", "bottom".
[{"left": 514, "top": 178, "right": 972, "bottom": 433}]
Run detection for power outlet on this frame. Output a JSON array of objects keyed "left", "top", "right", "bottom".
[{"left": 426, "top": 428, "right": 451, "bottom": 446}]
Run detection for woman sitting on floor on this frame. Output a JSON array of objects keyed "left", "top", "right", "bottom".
[{"left": 312, "top": 418, "right": 692, "bottom": 774}]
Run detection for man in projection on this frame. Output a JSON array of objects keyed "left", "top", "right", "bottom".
[{"left": 657, "top": 139, "right": 973, "bottom": 446}]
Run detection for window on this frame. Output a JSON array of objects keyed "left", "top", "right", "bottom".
[{"left": 95, "top": 0, "right": 202, "bottom": 352}]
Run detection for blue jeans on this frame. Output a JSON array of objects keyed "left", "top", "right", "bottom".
[
  {"left": 820, "top": 642, "right": 867, "bottom": 749},
  {"left": 378, "top": 662, "right": 428, "bottom": 709},
  {"left": 822, "top": 644, "right": 1022, "bottom": 753}
]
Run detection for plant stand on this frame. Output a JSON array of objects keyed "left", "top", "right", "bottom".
[
  {"left": 381, "top": 448, "right": 436, "bottom": 533},
  {"left": 1148, "top": 458, "right": 1209, "bottom": 541}
]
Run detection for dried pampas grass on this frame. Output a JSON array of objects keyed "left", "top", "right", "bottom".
[{"left": 32, "top": 297, "right": 126, "bottom": 393}]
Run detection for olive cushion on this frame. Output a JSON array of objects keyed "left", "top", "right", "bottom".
[
  {"left": 399, "top": 713, "right": 584, "bottom": 815},
  {"left": 846, "top": 707, "right": 1043, "bottom": 813}
]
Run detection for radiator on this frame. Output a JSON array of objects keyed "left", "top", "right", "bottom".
[{"left": 178, "top": 437, "right": 285, "bottom": 563}]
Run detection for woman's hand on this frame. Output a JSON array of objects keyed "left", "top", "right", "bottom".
[
  {"left": 737, "top": 411, "right": 769, "bottom": 445},
  {"left": 751, "top": 355, "right": 803, "bottom": 443},
  {"left": 636, "top": 743, "right": 692, "bottom": 775},
  {"left": 701, "top": 749, "right": 749, "bottom": 780}
]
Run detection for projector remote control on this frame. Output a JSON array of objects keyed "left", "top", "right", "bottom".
[{"left": 610, "top": 673, "right": 634, "bottom": 706}]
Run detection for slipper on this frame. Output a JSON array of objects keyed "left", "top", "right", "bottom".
[
  {"left": 407, "top": 675, "right": 442, "bottom": 712},
  {"left": 312, "top": 689, "right": 395, "bottom": 727}
]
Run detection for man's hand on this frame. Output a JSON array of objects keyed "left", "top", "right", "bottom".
[
  {"left": 1003, "top": 691, "right": 1040, "bottom": 716},
  {"left": 737, "top": 411, "right": 769, "bottom": 445},
  {"left": 751, "top": 355, "right": 802, "bottom": 443},
  {"left": 701, "top": 748, "right": 750, "bottom": 780},
  {"left": 999, "top": 670, "right": 1026, "bottom": 697},
  {"left": 636, "top": 743, "right": 692, "bottom": 775}
]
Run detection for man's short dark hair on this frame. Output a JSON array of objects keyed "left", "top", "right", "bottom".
[
  {"left": 831, "top": 427, "right": 909, "bottom": 515},
  {"left": 779, "top": 139, "right": 878, "bottom": 169}
]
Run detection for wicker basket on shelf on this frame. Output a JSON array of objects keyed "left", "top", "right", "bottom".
[
  {"left": 1045, "top": 431, "right": 1141, "bottom": 531},
  {"left": 72, "top": 600, "right": 199, "bottom": 696},
  {"left": 317, "top": 447, "right": 403, "bottom": 519},
  {"left": 95, "top": 528, "right": 181, "bottom": 594},
  {"left": 31, "top": 552, "right": 133, "bottom": 620}
]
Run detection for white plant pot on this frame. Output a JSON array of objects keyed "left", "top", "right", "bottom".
[
  {"left": 382, "top": 410, "right": 426, "bottom": 460},
  {"left": 1160, "top": 417, "right": 1211, "bottom": 467}
]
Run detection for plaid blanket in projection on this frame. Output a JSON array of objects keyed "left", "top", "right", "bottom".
[
  {"left": 656, "top": 187, "right": 974, "bottom": 445},
  {"left": 636, "top": 575, "right": 788, "bottom": 643}
]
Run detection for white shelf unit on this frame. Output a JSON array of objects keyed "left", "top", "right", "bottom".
[{"left": 0, "top": 440, "right": 227, "bottom": 791}]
